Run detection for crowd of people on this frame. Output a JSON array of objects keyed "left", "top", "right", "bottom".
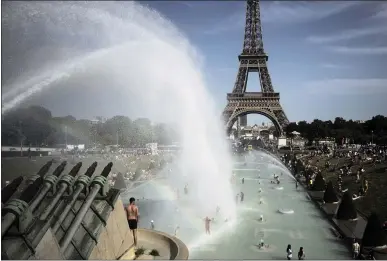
[
  {"left": 280, "top": 144, "right": 387, "bottom": 260},
  {"left": 119, "top": 140, "right": 386, "bottom": 259}
]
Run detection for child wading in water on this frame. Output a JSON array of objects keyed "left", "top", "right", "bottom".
[
  {"left": 286, "top": 244, "right": 293, "bottom": 260},
  {"left": 298, "top": 247, "right": 305, "bottom": 260}
]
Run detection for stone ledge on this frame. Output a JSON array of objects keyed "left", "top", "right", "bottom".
[{"left": 118, "top": 244, "right": 136, "bottom": 260}]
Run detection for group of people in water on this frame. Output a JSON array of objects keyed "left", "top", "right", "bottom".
[
  {"left": 125, "top": 158, "right": 309, "bottom": 260},
  {"left": 287, "top": 244, "right": 306, "bottom": 260}
]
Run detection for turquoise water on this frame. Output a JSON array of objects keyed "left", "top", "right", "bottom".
[{"left": 122, "top": 157, "right": 351, "bottom": 260}]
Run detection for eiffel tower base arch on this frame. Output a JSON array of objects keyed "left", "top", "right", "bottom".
[{"left": 224, "top": 108, "right": 283, "bottom": 137}]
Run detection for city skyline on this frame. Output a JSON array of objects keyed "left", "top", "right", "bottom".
[{"left": 2, "top": 1, "right": 386, "bottom": 124}]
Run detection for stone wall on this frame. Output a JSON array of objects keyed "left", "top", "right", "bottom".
[
  {"left": 2, "top": 160, "right": 189, "bottom": 260},
  {"left": 88, "top": 198, "right": 134, "bottom": 259}
]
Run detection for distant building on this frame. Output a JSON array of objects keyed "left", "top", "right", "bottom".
[
  {"left": 318, "top": 138, "right": 335, "bottom": 146},
  {"left": 66, "top": 144, "right": 85, "bottom": 151},
  {"left": 90, "top": 117, "right": 106, "bottom": 125},
  {"left": 240, "top": 124, "right": 271, "bottom": 139},
  {"left": 289, "top": 131, "right": 306, "bottom": 148},
  {"left": 158, "top": 144, "right": 180, "bottom": 152}
]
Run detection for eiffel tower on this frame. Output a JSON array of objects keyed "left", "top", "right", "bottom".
[{"left": 223, "top": 0, "right": 289, "bottom": 137}]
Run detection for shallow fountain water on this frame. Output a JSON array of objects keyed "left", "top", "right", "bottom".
[
  {"left": 2, "top": 0, "right": 236, "bottom": 243},
  {"left": 123, "top": 148, "right": 351, "bottom": 259}
]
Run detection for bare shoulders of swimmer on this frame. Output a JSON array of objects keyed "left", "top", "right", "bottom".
[{"left": 128, "top": 197, "right": 139, "bottom": 217}]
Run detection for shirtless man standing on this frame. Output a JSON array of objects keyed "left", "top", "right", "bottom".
[
  {"left": 204, "top": 216, "right": 212, "bottom": 234},
  {"left": 127, "top": 197, "right": 139, "bottom": 247}
]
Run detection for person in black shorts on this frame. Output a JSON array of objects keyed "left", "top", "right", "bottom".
[{"left": 127, "top": 197, "right": 139, "bottom": 246}]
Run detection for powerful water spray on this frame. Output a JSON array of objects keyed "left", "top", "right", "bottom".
[{"left": 2, "top": 1, "right": 236, "bottom": 222}]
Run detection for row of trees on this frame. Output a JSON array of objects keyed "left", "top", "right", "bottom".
[
  {"left": 2, "top": 105, "right": 386, "bottom": 147},
  {"left": 1, "top": 106, "right": 177, "bottom": 147},
  {"left": 285, "top": 116, "right": 387, "bottom": 145},
  {"left": 302, "top": 171, "right": 386, "bottom": 249}
]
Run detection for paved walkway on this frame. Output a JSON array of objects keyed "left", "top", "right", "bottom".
[{"left": 122, "top": 159, "right": 351, "bottom": 260}]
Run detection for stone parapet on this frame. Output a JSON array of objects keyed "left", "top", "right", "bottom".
[{"left": 1, "top": 160, "right": 189, "bottom": 260}]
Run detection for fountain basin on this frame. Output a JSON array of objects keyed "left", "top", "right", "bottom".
[{"left": 120, "top": 229, "right": 189, "bottom": 260}]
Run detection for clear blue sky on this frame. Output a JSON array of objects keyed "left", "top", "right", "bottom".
[
  {"left": 2, "top": 1, "right": 386, "bottom": 124},
  {"left": 145, "top": 1, "right": 387, "bottom": 123}
]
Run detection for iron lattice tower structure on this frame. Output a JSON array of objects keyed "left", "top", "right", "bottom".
[{"left": 223, "top": 0, "right": 289, "bottom": 136}]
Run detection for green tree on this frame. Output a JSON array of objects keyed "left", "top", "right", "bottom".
[
  {"left": 362, "top": 212, "right": 387, "bottom": 248},
  {"left": 148, "top": 162, "right": 155, "bottom": 170},
  {"left": 114, "top": 172, "right": 127, "bottom": 190},
  {"left": 323, "top": 181, "right": 338, "bottom": 203},
  {"left": 3, "top": 106, "right": 387, "bottom": 148},
  {"left": 336, "top": 191, "right": 357, "bottom": 220},
  {"left": 312, "top": 173, "right": 326, "bottom": 191}
]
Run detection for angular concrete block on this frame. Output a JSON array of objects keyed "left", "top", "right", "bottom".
[{"left": 34, "top": 229, "right": 64, "bottom": 260}]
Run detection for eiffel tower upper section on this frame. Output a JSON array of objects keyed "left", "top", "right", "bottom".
[
  {"left": 231, "top": 0, "right": 275, "bottom": 94},
  {"left": 223, "top": 0, "right": 289, "bottom": 135}
]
